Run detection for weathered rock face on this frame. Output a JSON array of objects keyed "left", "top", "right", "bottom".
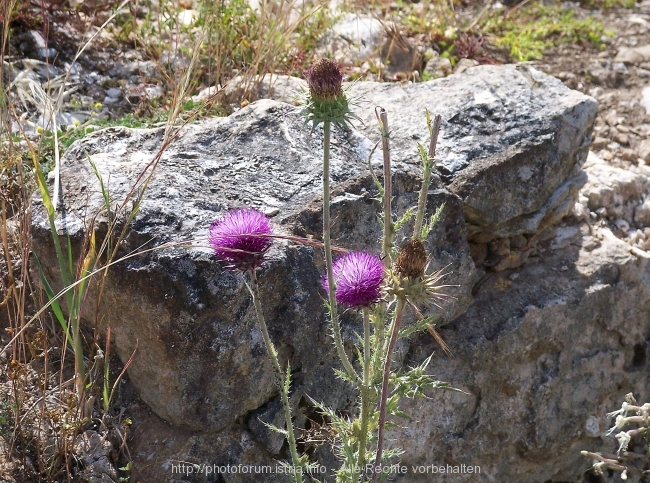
[
  {"left": 391, "top": 221, "right": 650, "bottom": 482},
  {"left": 349, "top": 65, "right": 598, "bottom": 272},
  {"left": 31, "top": 99, "right": 474, "bottom": 435},
  {"left": 351, "top": 65, "right": 597, "bottom": 237},
  {"left": 31, "top": 64, "right": 629, "bottom": 483}
]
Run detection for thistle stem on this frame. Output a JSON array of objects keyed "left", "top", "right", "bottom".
[
  {"left": 414, "top": 114, "right": 441, "bottom": 240},
  {"left": 372, "top": 297, "right": 407, "bottom": 483},
  {"left": 323, "top": 120, "right": 360, "bottom": 385},
  {"left": 377, "top": 107, "right": 393, "bottom": 265},
  {"left": 355, "top": 307, "right": 372, "bottom": 480},
  {"left": 374, "top": 107, "right": 394, "bottom": 371},
  {"left": 247, "top": 270, "right": 303, "bottom": 483}
]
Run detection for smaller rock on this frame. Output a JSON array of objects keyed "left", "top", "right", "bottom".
[
  {"left": 455, "top": 58, "right": 479, "bottom": 75},
  {"left": 192, "top": 85, "right": 220, "bottom": 104},
  {"left": 423, "top": 50, "right": 452, "bottom": 79},
  {"left": 604, "top": 110, "right": 619, "bottom": 127},
  {"left": 638, "top": 139, "right": 650, "bottom": 161},
  {"left": 551, "top": 226, "right": 579, "bottom": 250},
  {"left": 615, "top": 44, "right": 650, "bottom": 64},
  {"left": 105, "top": 88, "right": 122, "bottom": 99},
  {"left": 614, "top": 219, "right": 630, "bottom": 233},
  {"left": 318, "top": 14, "right": 384, "bottom": 62},
  {"left": 601, "top": 150, "right": 614, "bottom": 161},
  {"left": 613, "top": 132, "right": 629, "bottom": 146},
  {"left": 640, "top": 85, "right": 650, "bottom": 115},
  {"left": 591, "top": 136, "right": 609, "bottom": 150},
  {"left": 620, "top": 148, "right": 638, "bottom": 161},
  {"left": 26, "top": 30, "right": 57, "bottom": 61},
  {"left": 222, "top": 74, "right": 306, "bottom": 105},
  {"left": 177, "top": 9, "right": 198, "bottom": 26},
  {"left": 634, "top": 200, "right": 650, "bottom": 226}
]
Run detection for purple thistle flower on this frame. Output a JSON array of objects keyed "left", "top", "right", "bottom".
[
  {"left": 209, "top": 208, "right": 272, "bottom": 271},
  {"left": 324, "top": 251, "right": 384, "bottom": 308}
]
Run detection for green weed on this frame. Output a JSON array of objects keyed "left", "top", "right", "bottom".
[{"left": 480, "top": 4, "right": 610, "bottom": 62}]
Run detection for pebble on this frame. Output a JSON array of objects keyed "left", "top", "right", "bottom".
[
  {"left": 105, "top": 87, "right": 123, "bottom": 99},
  {"left": 620, "top": 148, "right": 637, "bottom": 160},
  {"left": 600, "top": 151, "right": 614, "bottom": 161},
  {"left": 635, "top": 199, "right": 650, "bottom": 226},
  {"left": 615, "top": 219, "right": 630, "bottom": 232},
  {"left": 639, "top": 140, "right": 650, "bottom": 162},
  {"left": 641, "top": 85, "right": 650, "bottom": 115},
  {"left": 613, "top": 132, "right": 629, "bottom": 145},
  {"left": 592, "top": 136, "right": 609, "bottom": 149},
  {"left": 27, "top": 30, "right": 57, "bottom": 61}
]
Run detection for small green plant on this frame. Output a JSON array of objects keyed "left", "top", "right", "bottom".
[
  {"left": 579, "top": 0, "right": 635, "bottom": 8},
  {"left": 479, "top": 3, "right": 610, "bottom": 62}
]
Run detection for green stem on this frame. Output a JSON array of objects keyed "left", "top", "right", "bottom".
[
  {"left": 372, "top": 297, "right": 407, "bottom": 483},
  {"left": 413, "top": 113, "right": 441, "bottom": 240},
  {"left": 322, "top": 120, "right": 360, "bottom": 385},
  {"left": 356, "top": 308, "right": 372, "bottom": 480},
  {"left": 247, "top": 271, "right": 303, "bottom": 483}
]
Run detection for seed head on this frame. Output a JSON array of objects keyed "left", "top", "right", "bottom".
[
  {"left": 209, "top": 208, "right": 272, "bottom": 271},
  {"left": 394, "top": 238, "right": 428, "bottom": 279},
  {"left": 324, "top": 251, "right": 384, "bottom": 308}
]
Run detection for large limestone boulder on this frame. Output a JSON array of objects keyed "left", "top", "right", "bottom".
[
  {"left": 391, "top": 220, "right": 650, "bottom": 482},
  {"left": 31, "top": 99, "right": 474, "bottom": 434},
  {"left": 350, "top": 65, "right": 597, "bottom": 239},
  {"left": 31, "top": 65, "right": 621, "bottom": 482}
]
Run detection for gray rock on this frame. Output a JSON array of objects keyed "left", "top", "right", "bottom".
[
  {"left": 454, "top": 58, "right": 479, "bottom": 75},
  {"left": 22, "top": 30, "right": 57, "bottom": 61},
  {"left": 615, "top": 44, "right": 650, "bottom": 64},
  {"left": 31, "top": 99, "right": 474, "bottom": 434},
  {"left": 423, "top": 50, "right": 452, "bottom": 79},
  {"left": 349, "top": 64, "right": 598, "bottom": 239},
  {"left": 30, "top": 65, "right": 608, "bottom": 482},
  {"left": 390, "top": 221, "right": 650, "bottom": 483},
  {"left": 317, "top": 14, "right": 385, "bottom": 63},
  {"left": 222, "top": 74, "right": 307, "bottom": 105},
  {"left": 105, "top": 88, "right": 123, "bottom": 99}
]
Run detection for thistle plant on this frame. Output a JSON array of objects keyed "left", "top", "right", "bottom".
[
  {"left": 209, "top": 208, "right": 305, "bottom": 482},
  {"left": 302, "top": 58, "right": 457, "bottom": 483},
  {"left": 303, "top": 58, "right": 361, "bottom": 385},
  {"left": 204, "top": 60, "right": 458, "bottom": 483}
]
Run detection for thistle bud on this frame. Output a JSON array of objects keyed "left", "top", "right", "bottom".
[
  {"left": 306, "top": 59, "right": 344, "bottom": 100},
  {"left": 301, "top": 58, "right": 360, "bottom": 130},
  {"left": 395, "top": 238, "right": 427, "bottom": 279}
]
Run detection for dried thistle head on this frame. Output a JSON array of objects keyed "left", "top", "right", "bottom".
[{"left": 394, "top": 238, "right": 427, "bottom": 279}]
